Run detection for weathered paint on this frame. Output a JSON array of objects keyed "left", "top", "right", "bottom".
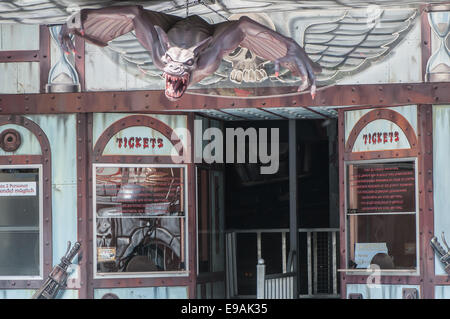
[
  {"left": 339, "top": 21, "right": 422, "bottom": 85},
  {"left": 85, "top": 43, "right": 151, "bottom": 91},
  {"left": 0, "top": 62, "right": 40, "bottom": 94},
  {"left": 0, "top": 289, "right": 78, "bottom": 299},
  {"left": 0, "top": 124, "right": 42, "bottom": 156},
  {"left": 346, "top": 284, "right": 421, "bottom": 299},
  {"left": 432, "top": 105, "right": 450, "bottom": 276},
  {"left": 435, "top": 286, "right": 450, "bottom": 299},
  {"left": 93, "top": 286, "right": 188, "bottom": 299},
  {"left": 0, "top": 24, "right": 39, "bottom": 50},
  {"left": 345, "top": 105, "right": 417, "bottom": 145},
  {"left": 25, "top": 115, "right": 78, "bottom": 275}
]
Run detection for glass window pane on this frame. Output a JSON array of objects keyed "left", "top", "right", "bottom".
[
  {"left": 0, "top": 232, "right": 39, "bottom": 276},
  {"left": 347, "top": 161, "right": 415, "bottom": 214},
  {"left": 95, "top": 166, "right": 186, "bottom": 274},
  {"left": 0, "top": 168, "right": 40, "bottom": 276},
  {"left": 348, "top": 214, "right": 416, "bottom": 269}
]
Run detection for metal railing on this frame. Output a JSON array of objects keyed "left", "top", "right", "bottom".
[
  {"left": 225, "top": 228, "right": 340, "bottom": 299},
  {"left": 256, "top": 253, "right": 296, "bottom": 299}
]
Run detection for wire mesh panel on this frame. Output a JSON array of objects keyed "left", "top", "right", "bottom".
[{"left": 315, "top": 232, "right": 332, "bottom": 294}]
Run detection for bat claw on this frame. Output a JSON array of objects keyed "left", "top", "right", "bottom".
[
  {"left": 311, "top": 84, "right": 317, "bottom": 100},
  {"left": 275, "top": 71, "right": 279, "bottom": 77},
  {"left": 80, "top": 29, "right": 85, "bottom": 36}
]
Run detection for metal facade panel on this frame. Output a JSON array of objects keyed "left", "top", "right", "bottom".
[
  {"left": 93, "top": 286, "right": 188, "bottom": 299},
  {"left": 339, "top": 22, "right": 422, "bottom": 85},
  {"left": 85, "top": 43, "right": 150, "bottom": 92},
  {"left": 0, "top": 62, "right": 39, "bottom": 94},
  {"left": 0, "top": 24, "right": 39, "bottom": 50},
  {"left": 432, "top": 105, "right": 450, "bottom": 276},
  {"left": 346, "top": 284, "right": 421, "bottom": 299},
  {"left": 25, "top": 115, "right": 78, "bottom": 268},
  {"left": 435, "top": 286, "right": 450, "bottom": 299},
  {"left": 0, "top": 124, "right": 42, "bottom": 155}
]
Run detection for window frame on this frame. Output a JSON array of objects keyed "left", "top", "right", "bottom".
[
  {"left": 92, "top": 163, "right": 189, "bottom": 279},
  {"left": 0, "top": 164, "right": 44, "bottom": 280},
  {"left": 343, "top": 157, "right": 420, "bottom": 276}
]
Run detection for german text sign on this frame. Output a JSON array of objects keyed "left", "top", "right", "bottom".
[
  {"left": 0, "top": 182, "right": 36, "bottom": 196},
  {"left": 347, "top": 162, "right": 415, "bottom": 213}
]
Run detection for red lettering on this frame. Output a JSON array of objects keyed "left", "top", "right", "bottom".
[
  {"left": 363, "top": 134, "right": 368, "bottom": 144},
  {"left": 394, "top": 131, "right": 399, "bottom": 142},
  {"left": 383, "top": 132, "right": 387, "bottom": 144},
  {"left": 377, "top": 132, "right": 382, "bottom": 144},
  {"left": 114, "top": 136, "right": 165, "bottom": 150},
  {"left": 372, "top": 133, "right": 376, "bottom": 144},
  {"left": 368, "top": 133, "right": 371, "bottom": 144},
  {"left": 116, "top": 138, "right": 123, "bottom": 148},
  {"left": 135, "top": 137, "right": 142, "bottom": 148},
  {"left": 128, "top": 137, "right": 135, "bottom": 149},
  {"left": 389, "top": 132, "right": 393, "bottom": 142}
]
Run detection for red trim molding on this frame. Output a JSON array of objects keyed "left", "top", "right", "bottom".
[{"left": 39, "top": 26, "right": 51, "bottom": 93}]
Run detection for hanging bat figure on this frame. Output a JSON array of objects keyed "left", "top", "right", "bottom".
[{"left": 59, "top": 5, "right": 321, "bottom": 101}]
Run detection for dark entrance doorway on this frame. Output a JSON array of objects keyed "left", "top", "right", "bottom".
[{"left": 223, "top": 119, "right": 340, "bottom": 298}]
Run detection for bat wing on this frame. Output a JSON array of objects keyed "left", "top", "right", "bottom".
[
  {"left": 303, "top": 7, "right": 418, "bottom": 83},
  {"left": 68, "top": 8, "right": 181, "bottom": 48},
  {"left": 235, "top": 22, "right": 322, "bottom": 75}
]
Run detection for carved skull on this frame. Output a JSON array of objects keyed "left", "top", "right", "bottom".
[
  {"left": 223, "top": 13, "right": 275, "bottom": 84},
  {"left": 224, "top": 47, "right": 268, "bottom": 83}
]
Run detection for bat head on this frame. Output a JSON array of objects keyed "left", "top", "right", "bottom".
[{"left": 156, "top": 26, "right": 211, "bottom": 101}]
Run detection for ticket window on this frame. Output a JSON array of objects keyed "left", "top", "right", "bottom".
[
  {"left": 94, "top": 164, "right": 187, "bottom": 275},
  {"left": 0, "top": 166, "right": 42, "bottom": 278},
  {"left": 346, "top": 160, "right": 418, "bottom": 271}
]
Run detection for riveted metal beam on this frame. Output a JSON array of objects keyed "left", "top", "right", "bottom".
[{"left": 0, "top": 83, "right": 449, "bottom": 115}]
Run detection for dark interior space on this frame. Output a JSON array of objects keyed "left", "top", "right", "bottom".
[
  {"left": 225, "top": 119, "right": 331, "bottom": 229},
  {"left": 223, "top": 119, "right": 336, "bottom": 296}
]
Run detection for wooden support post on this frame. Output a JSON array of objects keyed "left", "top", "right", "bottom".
[{"left": 289, "top": 119, "right": 298, "bottom": 299}]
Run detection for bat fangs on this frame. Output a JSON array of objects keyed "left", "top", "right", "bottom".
[{"left": 164, "top": 72, "right": 190, "bottom": 101}]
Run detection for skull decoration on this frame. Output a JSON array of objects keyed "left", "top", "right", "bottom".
[{"left": 223, "top": 13, "right": 276, "bottom": 84}]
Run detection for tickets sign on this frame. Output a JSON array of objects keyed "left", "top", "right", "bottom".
[{"left": 0, "top": 182, "right": 36, "bottom": 196}]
